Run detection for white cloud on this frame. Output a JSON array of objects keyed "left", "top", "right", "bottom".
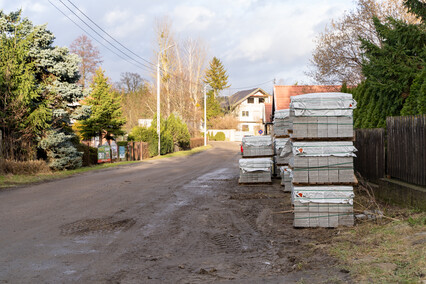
[
  {"left": 103, "top": 10, "right": 146, "bottom": 39},
  {"left": 172, "top": 5, "right": 215, "bottom": 32}
]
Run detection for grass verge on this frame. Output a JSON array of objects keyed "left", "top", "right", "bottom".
[
  {"left": 0, "top": 145, "right": 212, "bottom": 189},
  {"left": 324, "top": 192, "right": 426, "bottom": 283}
]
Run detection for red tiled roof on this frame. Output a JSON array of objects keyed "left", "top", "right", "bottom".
[
  {"left": 264, "top": 102, "right": 272, "bottom": 123},
  {"left": 274, "top": 85, "right": 341, "bottom": 110}
]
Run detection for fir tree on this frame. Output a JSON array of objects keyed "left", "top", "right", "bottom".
[
  {"left": 79, "top": 68, "right": 126, "bottom": 152},
  {"left": 204, "top": 57, "right": 230, "bottom": 123},
  {"left": 353, "top": 4, "right": 425, "bottom": 128},
  {"left": 1, "top": 10, "right": 88, "bottom": 168}
]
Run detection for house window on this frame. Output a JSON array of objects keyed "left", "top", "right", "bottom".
[
  {"left": 242, "top": 111, "right": 249, "bottom": 117},
  {"left": 247, "top": 97, "right": 254, "bottom": 104},
  {"left": 242, "top": 125, "right": 249, "bottom": 131},
  {"left": 259, "top": 98, "right": 265, "bottom": 103}
]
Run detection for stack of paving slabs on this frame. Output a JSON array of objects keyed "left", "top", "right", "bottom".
[
  {"left": 279, "top": 166, "right": 292, "bottom": 192},
  {"left": 239, "top": 158, "right": 273, "bottom": 184},
  {"left": 274, "top": 138, "right": 293, "bottom": 189},
  {"left": 273, "top": 109, "right": 292, "bottom": 137},
  {"left": 239, "top": 136, "right": 274, "bottom": 184},
  {"left": 291, "top": 93, "right": 356, "bottom": 140},
  {"left": 241, "top": 136, "right": 274, "bottom": 157},
  {"left": 289, "top": 92, "right": 357, "bottom": 228},
  {"left": 290, "top": 142, "right": 357, "bottom": 184},
  {"left": 292, "top": 186, "right": 355, "bottom": 227}
]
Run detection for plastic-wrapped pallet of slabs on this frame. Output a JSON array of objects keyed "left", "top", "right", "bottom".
[
  {"left": 239, "top": 158, "right": 273, "bottom": 184},
  {"left": 279, "top": 166, "right": 292, "bottom": 192},
  {"left": 275, "top": 138, "right": 292, "bottom": 165},
  {"left": 293, "top": 186, "right": 354, "bottom": 227},
  {"left": 290, "top": 141, "right": 357, "bottom": 184},
  {"left": 242, "top": 135, "right": 274, "bottom": 157},
  {"left": 290, "top": 93, "right": 356, "bottom": 139},
  {"left": 273, "top": 109, "right": 292, "bottom": 137}
]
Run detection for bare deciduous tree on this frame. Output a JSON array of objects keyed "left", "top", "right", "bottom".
[
  {"left": 307, "top": 0, "right": 419, "bottom": 85},
  {"left": 70, "top": 35, "right": 103, "bottom": 88}
]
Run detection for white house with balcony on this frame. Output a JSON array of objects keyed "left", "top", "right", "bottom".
[{"left": 222, "top": 88, "right": 271, "bottom": 138}]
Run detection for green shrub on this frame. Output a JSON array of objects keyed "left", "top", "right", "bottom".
[
  {"left": 214, "top": 131, "right": 226, "bottom": 141},
  {"left": 76, "top": 143, "right": 98, "bottom": 166}
]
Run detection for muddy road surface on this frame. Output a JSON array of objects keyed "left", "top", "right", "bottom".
[{"left": 0, "top": 142, "right": 351, "bottom": 283}]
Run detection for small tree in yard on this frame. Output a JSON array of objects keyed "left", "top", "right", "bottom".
[{"left": 78, "top": 68, "right": 126, "bottom": 159}]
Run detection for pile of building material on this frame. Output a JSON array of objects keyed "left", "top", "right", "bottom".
[
  {"left": 291, "top": 93, "right": 356, "bottom": 139},
  {"left": 241, "top": 136, "right": 274, "bottom": 157},
  {"left": 273, "top": 109, "right": 292, "bottom": 137},
  {"left": 279, "top": 166, "right": 292, "bottom": 190},
  {"left": 289, "top": 93, "right": 357, "bottom": 228},
  {"left": 239, "top": 136, "right": 274, "bottom": 184},
  {"left": 272, "top": 110, "right": 294, "bottom": 191},
  {"left": 239, "top": 158, "right": 273, "bottom": 184}
]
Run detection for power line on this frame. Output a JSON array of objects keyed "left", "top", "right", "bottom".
[
  {"left": 50, "top": 0, "right": 277, "bottom": 91},
  {"left": 49, "top": 0, "right": 152, "bottom": 74},
  {"left": 56, "top": 0, "right": 155, "bottom": 73},
  {"left": 65, "top": 0, "right": 156, "bottom": 69}
]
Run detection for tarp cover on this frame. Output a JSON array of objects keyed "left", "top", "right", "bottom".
[
  {"left": 293, "top": 186, "right": 354, "bottom": 204},
  {"left": 275, "top": 138, "right": 292, "bottom": 157},
  {"left": 242, "top": 135, "right": 273, "bottom": 147},
  {"left": 290, "top": 93, "right": 357, "bottom": 117},
  {"left": 274, "top": 109, "right": 290, "bottom": 119},
  {"left": 239, "top": 158, "right": 272, "bottom": 173},
  {"left": 292, "top": 141, "right": 357, "bottom": 157}
]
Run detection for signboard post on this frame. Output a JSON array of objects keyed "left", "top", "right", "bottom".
[{"left": 97, "top": 145, "right": 111, "bottom": 163}]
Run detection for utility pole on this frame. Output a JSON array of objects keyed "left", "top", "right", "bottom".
[
  {"left": 204, "top": 85, "right": 207, "bottom": 146},
  {"left": 156, "top": 44, "right": 175, "bottom": 156}
]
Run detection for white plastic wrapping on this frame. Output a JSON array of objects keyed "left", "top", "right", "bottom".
[
  {"left": 292, "top": 141, "right": 357, "bottom": 157},
  {"left": 279, "top": 166, "right": 293, "bottom": 180},
  {"left": 239, "top": 158, "right": 272, "bottom": 173},
  {"left": 290, "top": 93, "right": 356, "bottom": 117},
  {"left": 274, "top": 109, "right": 290, "bottom": 119},
  {"left": 275, "top": 138, "right": 292, "bottom": 157},
  {"left": 242, "top": 135, "right": 273, "bottom": 147},
  {"left": 293, "top": 186, "right": 354, "bottom": 204}
]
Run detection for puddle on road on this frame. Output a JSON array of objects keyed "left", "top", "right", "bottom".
[{"left": 183, "top": 168, "right": 236, "bottom": 190}]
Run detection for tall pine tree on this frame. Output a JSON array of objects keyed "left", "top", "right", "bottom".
[
  {"left": 204, "top": 57, "right": 230, "bottom": 124},
  {"left": 79, "top": 68, "right": 126, "bottom": 148}
]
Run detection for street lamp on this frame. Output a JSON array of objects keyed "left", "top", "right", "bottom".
[
  {"left": 157, "top": 44, "right": 175, "bottom": 156},
  {"left": 203, "top": 85, "right": 213, "bottom": 146}
]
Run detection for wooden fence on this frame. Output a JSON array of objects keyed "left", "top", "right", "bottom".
[
  {"left": 387, "top": 115, "right": 425, "bottom": 186},
  {"left": 354, "top": 128, "right": 386, "bottom": 180},
  {"left": 355, "top": 115, "right": 426, "bottom": 186},
  {"left": 127, "top": 142, "right": 150, "bottom": 161}
]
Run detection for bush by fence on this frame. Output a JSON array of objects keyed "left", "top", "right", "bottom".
[{"left": 190, "top": 137, "right": 204, "bottom": 149}]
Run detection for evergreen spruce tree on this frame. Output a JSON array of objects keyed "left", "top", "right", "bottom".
[
  {"left": 204, "top": 57, "right": 230, "bottom": 124},
  {"left": 1, "top": 10, "right": 88, "bottom": 168},
  {"left": 79, "top": 68, "right": 126, "bottom": 156},
  {"left": 353, "top": 2, "right": 425, "bottom": 128}
]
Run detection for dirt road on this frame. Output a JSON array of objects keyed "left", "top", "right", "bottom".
[{"left": 0, "top": 142, "right": 351, "bottom": 283}]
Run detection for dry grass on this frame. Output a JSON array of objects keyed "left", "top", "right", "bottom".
[
  {"left": 324, "top": 186, "right": 426, "bottom": 283},
  {"left": 0, "top": 159, "right": 51, "bottom": 175}
]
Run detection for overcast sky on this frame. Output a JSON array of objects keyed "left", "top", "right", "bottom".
[{"left": 2, "top": 0, "right": 355, "bottom": 95}]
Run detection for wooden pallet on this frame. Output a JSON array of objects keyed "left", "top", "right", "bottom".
[
  {"left": 238, "top": 182, "right": 272, "bottom": 185},
  {"left": 290, "top": 136, "right": 355, "bottom": 142},
  {"left": 241, "top": 155, "right": 274, "bottom": 159},
  {"left": 292, "top": 180, "right": 358, "bottom": 186},
  {"left": 274, "top": 135, "right": 290, "bottom": 138}
]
